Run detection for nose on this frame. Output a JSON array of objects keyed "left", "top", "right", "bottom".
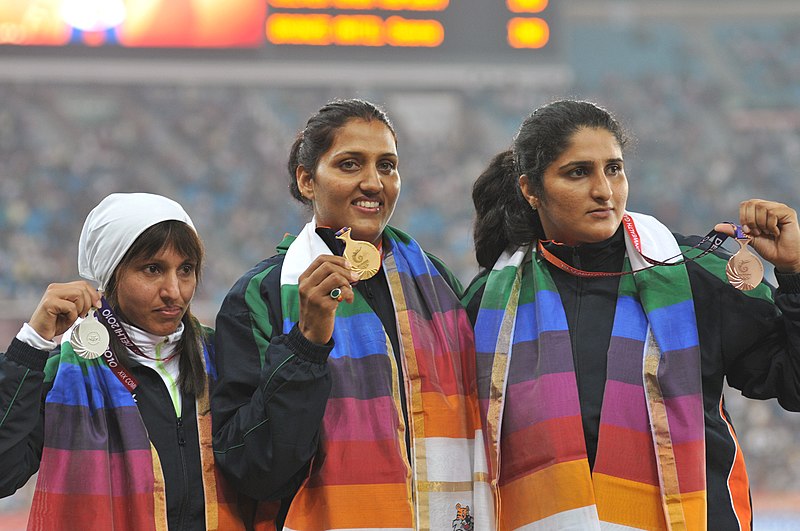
[
  {"left": 590, "top": 171, "right": 613, "bottom": 202},
  {"left": 360, "top": 165, "right": 383, "bottom": 193},
  {"left": 160, "top": 271, "right": 181, "bottom": 301}
]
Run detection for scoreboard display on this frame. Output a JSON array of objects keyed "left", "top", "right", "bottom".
[{"left": 0, "top": 0, "right": 558, "bottom": 64}]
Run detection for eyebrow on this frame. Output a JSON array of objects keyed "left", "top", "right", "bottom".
[
  {"left": 558, "top": 157, "right": 623, "bottom": 170},
  {"left": 334, "top": 150, "right": 398, "bottom": 158}
]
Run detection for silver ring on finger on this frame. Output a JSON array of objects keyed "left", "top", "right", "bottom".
[{"left": 329, "top": 287, "right": 343, "bottom": 302}]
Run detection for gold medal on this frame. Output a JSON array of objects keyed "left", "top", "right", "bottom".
[
  {"left": 70, "top": 310, "right": 110, "bottom": 359},
  {"left": 336, "top": 227, "right": 381, "bottom": 280},
  {"left": 726, "top": 237, "right": 764, "bottom": 291}
]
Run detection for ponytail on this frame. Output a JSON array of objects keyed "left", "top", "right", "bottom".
[{"left": 472, "top": 150, "right": 541, "bottom": 269}]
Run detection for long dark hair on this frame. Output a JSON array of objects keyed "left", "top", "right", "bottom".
[
  {"left": 287, "top": 98, "right": 397, "bottom": 205},
  {"left": 104, "top": 220, "right": 207, "bottom": 396},
  {"left": 472, "top": 100, "right": 629, "bottom": 269}
]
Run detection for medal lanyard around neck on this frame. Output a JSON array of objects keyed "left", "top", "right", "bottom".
[
  {"left": 89, "top": 297, "right": 179, "bottom": 393},
  {"left": 97, "top": 298, "right": 179, "bottom": 363},
  {"left": 536, "top": 214, "right": 735, "bottom": 279}
]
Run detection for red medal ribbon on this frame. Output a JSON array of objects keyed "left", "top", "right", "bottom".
[{"left": 537, "top": 214, "right": 730, "bottom": 278}]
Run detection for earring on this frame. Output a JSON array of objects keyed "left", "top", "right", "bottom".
[{"left": 529, "top": 201, "right": 538, "bottom": 211}]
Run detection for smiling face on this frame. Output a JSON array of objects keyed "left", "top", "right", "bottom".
[
  {"left": 520, "top": 126, "right": 628, "bottom": 246},
  {"left": 296, "top": 118, "right": 400, "bottom": 246},
  {"left": 114, "top": 245, "right": 197, "bottom": 336}
]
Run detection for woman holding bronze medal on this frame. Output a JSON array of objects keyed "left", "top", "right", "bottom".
[
  {"left": 463, "top": 99, "right": 800, "bottom": 530},
  {"left": 0, "top": 193, "right": 245, "bottom": 530},
  {"left": 211, "top": 99, "right": 489, "bottom": 530}
]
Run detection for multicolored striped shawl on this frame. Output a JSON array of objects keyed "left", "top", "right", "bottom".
[
  {"left": 474, "top": 212, "right": 707, "bottom": 530},
  {"left": 28, "top": 329, "right": 244, "bottom": 531},
  {"left": 278, "top": 222, "right": 492, "bottom": 531}
]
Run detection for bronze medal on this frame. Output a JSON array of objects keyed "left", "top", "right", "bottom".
[
  {"left": 726, "top": 237, "right": 764, "bottom": 291},
  {"left": 70, "top": 310, "right": 110, "bottom": 359},
  {"left": 336, "top": 227, "right": 381, "bottom": 280}
]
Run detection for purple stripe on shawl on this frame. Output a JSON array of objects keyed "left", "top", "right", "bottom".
[
  {"left": 663, "top": 393, "right": 705, "bottom": 444},
  {"left": 501, "top": 373, "right": 582, "bottom": 434},
  {"left": 321, "top": 396, "right": 399, "bottom": 441},
  {"left": 604, "top": 360, "right": 703, "bottom": 442},
  {"left": 36, "top": 448, "right": 154, "bottom": 495},
  {"left": 328, "top": 354, "right": 393, "bottom": 400},
  {"left": 507, "top": 331, "right": 574, "bottom": 385},
  {"left": 656, "top": 346, "right": 704, "bottom": 398},
  {"left": 599, "top": 380, "right": 650, "bottom": 433},
  {"left": 395, "top": 270, "right": 463, "bottom": 317},
  {"left": 43, "top": 403, "right": 150, "bottom": 452},
  {"left": 605, "top": 336, "right": 647, "bottom": 385}
]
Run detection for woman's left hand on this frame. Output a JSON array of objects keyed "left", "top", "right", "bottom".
[{"left": 715, "top": 199, "right": 800, "bottom": 273}]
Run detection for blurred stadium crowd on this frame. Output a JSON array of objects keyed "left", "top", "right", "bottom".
[{"left": 1, "top": 6, "right": 800, "bottom": 504}]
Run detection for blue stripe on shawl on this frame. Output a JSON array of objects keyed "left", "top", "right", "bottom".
[
  {"left": 474, "top": 290, "right": 569, "bottom": 351},
  {"left": 390, "top": 242, "right": 439, "bottom": 277},
  {"left": 646, "top": 300, "right": 700, "bottom": 352},
  {"left": 533, "top": 290, "right": 569, "bottom": 333},
  {"left": 474, "top": 308, "right": 507, "bottom": 353},
  {"left": 610, "top": 295, "right": 649, "bottom": 341},
  {"left": 46, "top": 362, "right": 136, "bottom": 410},
  {"left": 283, "top": 312, "right": 387, "bottom": 359},
  {"left": 203, "top": 341, "right": 217, "bottom": 380}
]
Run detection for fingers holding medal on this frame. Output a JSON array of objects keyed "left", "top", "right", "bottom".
[
  {"left": 298, "top": 255, "right": 359, "bottom": 344},
  {"left": 738, "top": 199, "right": 800, "bottom": 274},
  {"left": 28, "top": 280, "right": 102, "bottom": 341}
]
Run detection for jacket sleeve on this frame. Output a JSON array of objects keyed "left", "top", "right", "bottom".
[
  {"left": 210, "top": 261, "right": 333, "bottom": 501},
  {"left": 720, "top": 271, "right": 800, "bottom": 409},
  {"left": 685, "top": 236, "right": 800, "bottom": 411},
  {"left": 0, "top": 339, "right": 50, "bottom": 498}
]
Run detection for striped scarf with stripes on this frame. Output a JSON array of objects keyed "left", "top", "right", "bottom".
[
  {"left": 277, "top": 222, "right": 491, "bottom": 531},
  {"left": 474, "top": 212, "right": 707, "bottom": 530},
  {"left": 28, "top": 328, "right": 244, "bottom": 531}
]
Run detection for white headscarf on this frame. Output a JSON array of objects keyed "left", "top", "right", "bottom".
[{"left": 78, "top": 193, "right": 196, "bottom": 290}]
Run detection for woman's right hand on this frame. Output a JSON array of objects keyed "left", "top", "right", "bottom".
[
  {"left": 28, "top": 281, "right": 102, "bottom": 341},
  {"left": 297, "top": 256, "right": 359, "bottom": 345}
]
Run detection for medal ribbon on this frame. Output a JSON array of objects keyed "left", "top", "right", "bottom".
[
  {"left": 537, "top": 214, "right": 732, "bottom": 278},
  {"left": 97, "top": 297, "right": 179, "bottom": 363},
  {"left": 88, "top": 297, "right": 139, "bottom": 393},
  {"left": 92, "top": 298, "right": 146, "bottom": 392}
]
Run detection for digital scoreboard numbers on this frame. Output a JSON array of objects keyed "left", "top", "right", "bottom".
[
  {"left": 0, "top": 0, "right": 558, "bottom": 66},
  {"left": 262, "top": 0, "right": 557, "bottom": 64}
]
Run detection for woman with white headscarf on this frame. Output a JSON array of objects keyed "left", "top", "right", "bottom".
[{"left": 0, "top": 193, "right": 245, "bottom": 530}]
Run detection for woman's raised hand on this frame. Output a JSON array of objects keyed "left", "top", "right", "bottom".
[
  {"left": 715, "top": 199, "right": 800, "bottom": 274},
  {"left": 28, "top": 281, "right": 102, "bottom": 341},
  {"left": 297, "top": 256, "right": 359, "bottom": 345}
]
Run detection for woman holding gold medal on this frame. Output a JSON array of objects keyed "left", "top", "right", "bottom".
[
  {"left": 211, "top": 99, "right": 489, "bottom": 530},
  {"left": 0, "top": 193, "right": 245, "bottom": 530},
  {"left": 463, "top": 99, "right": 800, "bottom": 530}
]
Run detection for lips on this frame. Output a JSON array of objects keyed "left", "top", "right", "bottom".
[
  {"left": 353, "top": 199, "right": 382, "bottom": 210},
  {"left": 156, "top": 306, "right": 184, "bottom": 319}
]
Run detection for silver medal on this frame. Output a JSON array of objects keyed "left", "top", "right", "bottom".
[{"left": 70, "top": 311, "right": 110, "bottom": 359}]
